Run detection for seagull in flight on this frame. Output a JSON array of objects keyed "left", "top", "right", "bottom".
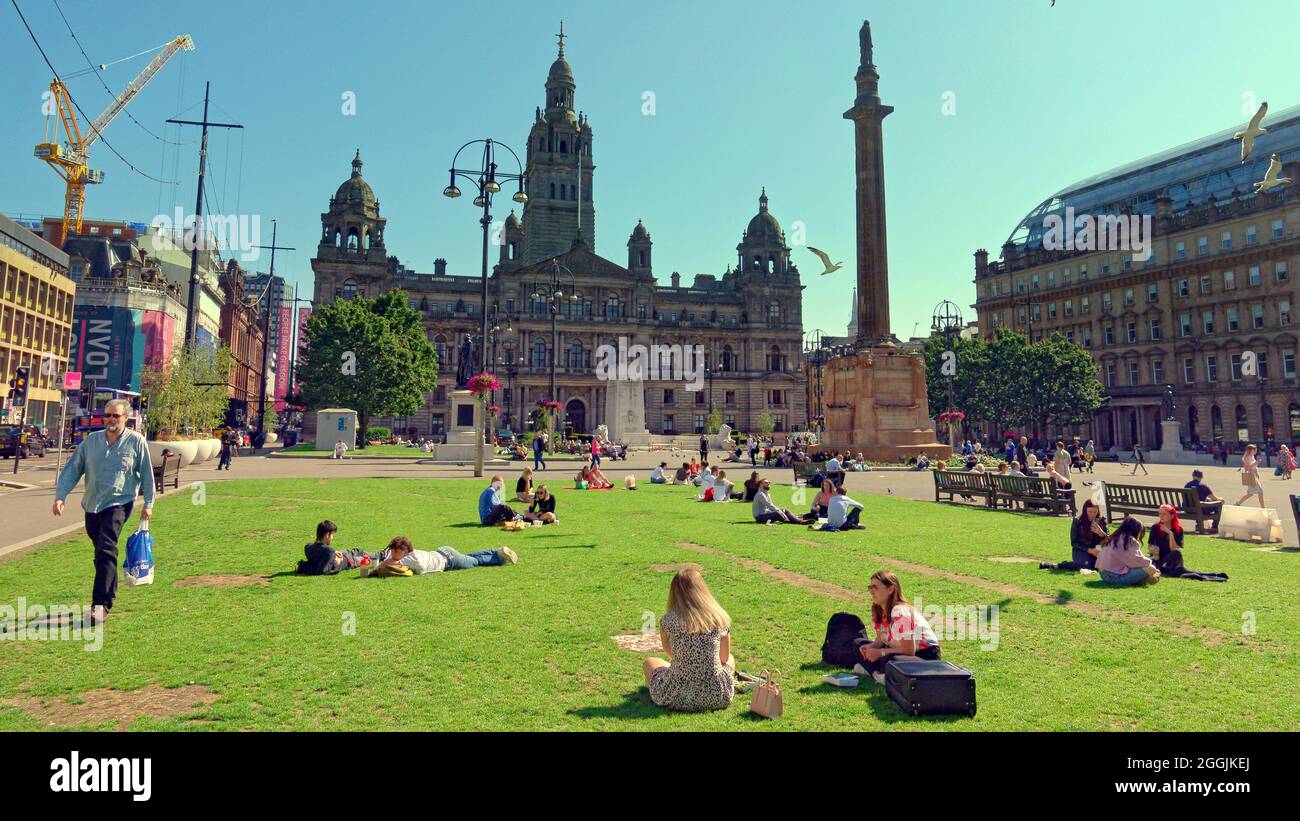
[
  {"left": 1234, "top": 101, "right": 1268, "bottom": 163},
  {"left": 1253, "top": 154, "right": 1292, "bottom": 193},
  {"left": 807, "top": 246, "right": 843, "bottom": 275}
]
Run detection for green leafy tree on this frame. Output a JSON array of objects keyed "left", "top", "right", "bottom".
[
  {"left": 141, "top": 343, "right": 233, "bottom": 438},
  {"left": 297, "top": 289, "right": 438, "bottom": 448},
  {"left": 706, "top": 408, "right": 722, "bottom": 435},
  {"left": 1022, "top": 332, "right": 1105, "bottom": 436},
  {"left": 923, "top": 334, "right": 989, "bottom": 436},
  {"left": 755, "top": 409, "right": 775, "bottom": 437},
  {"left": 975, "top": 328, "right": 1032, "bottom": 438}
]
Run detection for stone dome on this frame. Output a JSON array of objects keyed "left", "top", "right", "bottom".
[
  {"left": 743, "top": 188, "right": 783, "bottom": 244},
  {"left": 629, "top": 219, "right": 650, "bottom": 241},
  {"left": 334, "top": 149, "right": 376, "bottom": 206},
  {"left": 548, "top": 55, "right": 574, "bottom": 85}
]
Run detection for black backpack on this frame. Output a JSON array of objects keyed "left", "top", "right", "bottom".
[{"left": 821, "top": 612, "right": 869, "bottom": 669}]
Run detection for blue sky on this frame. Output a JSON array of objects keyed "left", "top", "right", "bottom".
[{"left": 3, "top": 0, "right": 1297, "bottom": 340}]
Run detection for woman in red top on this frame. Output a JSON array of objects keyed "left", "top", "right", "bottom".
[{"left": 857, "top": 570, "right": 942, "bottom": 680}]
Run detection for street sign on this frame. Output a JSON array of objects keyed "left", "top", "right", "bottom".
[{"left": 64, "top": 371, "right": 82, "bottom": 392}]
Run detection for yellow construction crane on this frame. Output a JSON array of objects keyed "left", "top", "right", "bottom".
[{"left": 34, "top": 34, "right": 196, "bottom": 247}]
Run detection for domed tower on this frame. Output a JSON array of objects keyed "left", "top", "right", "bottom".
[
  {"left": 318, "top": 149, "right": 386, "bottom": 259},
  {"left": 499, "top": 210, "right": 524, "bottom": 266},
  {"left": 521, "top": 22, "right": 596, "bottom": 263},
  {"left": 627, "top": 219, "right": 652, "bottom": 274},
  {"left": 736, "top": 188, "right": 791, "bottom": 273},
  {"left": 312, "top": 149, "right": 390, "bottom": 305}
]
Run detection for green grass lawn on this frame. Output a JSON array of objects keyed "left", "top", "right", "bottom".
[
  {"left": 0, "top": 478, "right": 1295, "bottom": 731},
  {"left": 277, "top": 444, "right": 585, "bottom": 460}
]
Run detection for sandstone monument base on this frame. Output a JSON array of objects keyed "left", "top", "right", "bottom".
[{"left": 819, "top": 346, "right": 949, "bottom": 462}]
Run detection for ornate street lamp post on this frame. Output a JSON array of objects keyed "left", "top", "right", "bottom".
[
  {"left": 443, "top": 138, "right": 527, "bottom": 476},
  {"left": 932, "top": 300, "right": 964, "bottom": 450},
  {"left": 531, "top": 259, "right": 578, "bottom": 443}
]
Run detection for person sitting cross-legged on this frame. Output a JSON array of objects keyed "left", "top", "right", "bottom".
[
  {"left": 712, "top": 469, "right": 734, "bottom": 502},
  {"left": 1041, "top": 499, "right": 1107, "bottom": 572},
  {"left": 650, "top": 462, "right": 669, "bottom": 484},
  {"left": 1148, "top": 504, "right": 1227, "bottom": 582},
  {"left": 801, "top": 479, "right": 835, "bottom": 523},
  {"left": 751, "top": 479, "right": 801, "bottom": 524},
  {"left": 643, "top": 569, "right": 736, "bottom": 712},
  {"left": 672, "top": 462, "right": 691, "bottom": 485},
  {"left": 816, "top": 485, "right": 865, "bottom": 531},
  {"left": 373, "top": 535, "right": 517, "bottom": 575},
  {"left": 853, "top": 570, "right": 942, "bottom": 683},
  {"left": 1096, "top": 516, "right": 1160, "bottom": 586},
  {"left": 478, "top": 476, "right": 522, "bottom": 526},
  {"left": 523, "top": 484, "right": 558, "bottom": 525}
]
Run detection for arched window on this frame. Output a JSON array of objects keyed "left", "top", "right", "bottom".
[
  {"left": 767, "top": 344, "right": 783, "bottom": 372},
  {"left": 752, "top": 255, "right": 762, "bottom": 271},
  {"left": 721, "top": 345, "right": 734, "bottom": 372},
  {"left": 346, "top": 228, "right": 360, "bottom": 250},
  {"left": 550, "top": 182, "right": 556, "bottom": 199},
  {"left": 433, "top": 334, "right": 448, "bottom": 365},
  {"left": 637, "top": 250, "right": 646, "bottom": 267},
  {"left": 767, "top": 302, "right": 781, "bottom": 326},
  {"left": 341, "top": 279, "right": 358, "bottom": 300},
  {"left": 508, "top": 241, "right": 517, "bottom": 261},
  {"left": 419, "top": 296, "right": 429, "bottom": 312},
  {"left": 560, "top": 140, "right": 568, "bottom": 154},
  {"left": 1262, "top": 403, "right": 1274, "bottom": 441},
  {"left": 1235, "top": 404, "right": 1250, "bottom": 443},
  {"left": 1211, "top": 405, "right": 1223, "bottom": 442},
  {"left": 538, "top": 137, "right": 545, "bottom": 151}
]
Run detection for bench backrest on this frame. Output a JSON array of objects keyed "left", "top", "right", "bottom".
[
  {"left": 934, "top": 470, "right": 991, "bottom": 490},
  {"left": 990, "top": 474, "right": 1054, "bottom": 495},
  {"left": 1104, "top": 483, "right": 1198, "bottom": 511}
]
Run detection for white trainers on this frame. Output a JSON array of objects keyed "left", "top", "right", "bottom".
[
  {"left": 496, "top": 546, "right": 519, "bottom": 565},
  {"left": 872, "top": 672, "right": 886, "bottom": 685}
]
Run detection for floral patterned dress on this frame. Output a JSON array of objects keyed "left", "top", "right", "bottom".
[{"left": 648, "top": 610, "right": 735, "bottom": 712}]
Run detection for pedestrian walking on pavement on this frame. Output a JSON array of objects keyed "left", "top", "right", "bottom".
[{"left": 1131, "top": 442, "right": 1148, "bottom": 475}]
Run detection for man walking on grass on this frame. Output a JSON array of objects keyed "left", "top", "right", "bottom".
[{"left": 52, "top": 398, "right": 155, "bottom": 625}]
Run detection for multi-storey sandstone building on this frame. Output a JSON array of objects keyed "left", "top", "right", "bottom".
[
  {"left": 311, "top": 35, "right": 807, "bottom": 440},
  {"left": 973, "top": 104, "right": 1300, "bottom": 451}
]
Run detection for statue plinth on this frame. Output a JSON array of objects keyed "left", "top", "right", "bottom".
[{"left": 818, "top": 346, "right": 949, "bottom": 461}]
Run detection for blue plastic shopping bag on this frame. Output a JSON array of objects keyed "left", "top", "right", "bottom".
[{"left": 124, "top": 522, "right": 155, "bottom": 587}]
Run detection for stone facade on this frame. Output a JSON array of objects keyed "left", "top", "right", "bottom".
[{"left": 309, "top": 34, "right": 807, "bottom": 441}]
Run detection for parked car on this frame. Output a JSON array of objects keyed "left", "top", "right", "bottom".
[{"left": 0, "top": 425, "right": 48, "bottom": 458}]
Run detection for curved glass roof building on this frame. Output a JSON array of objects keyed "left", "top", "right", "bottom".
[{"left": 1005, "top": 102, "right": 1300, "bottom": 252}]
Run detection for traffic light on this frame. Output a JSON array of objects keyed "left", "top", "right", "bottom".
[
  {"left": 140, "top": 395, "right": 149, "bottom": 412},
  {"left": 131, "top": 394, "right": 141, "bottom": 412},
  {"left": 78, "top": 386, "right": 93, "bottom": 414},
  {"left": 7, "top": 366, "right": 29, "bottom": 407}
]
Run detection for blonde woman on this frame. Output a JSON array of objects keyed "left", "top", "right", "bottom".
[
  {"left": 523, "top": 485, "right": 557, "bottom": 524},
  {"left": 1235, "top": 443, "right": 1265, "bottom": 508},
  {"left": 515, "top": 467, "right": 536, "bottom": 503},
  {"left": 643, "top": 570, "right": 736, "bottom": 712}
]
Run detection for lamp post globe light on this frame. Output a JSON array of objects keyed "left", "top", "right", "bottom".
[
  {"left": 443, "top": 138, "right": 527, "bottom": 477},
  {"left": 931, "top": 300, "right": 964, "bottom": 450}
]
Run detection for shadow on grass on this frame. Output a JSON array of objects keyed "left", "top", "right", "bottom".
[{"left": 568, "top": 688, "right": 666, "bottom": 721}]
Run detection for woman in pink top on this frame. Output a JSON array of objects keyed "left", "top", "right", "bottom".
[{"left": 1096, "top": 516, "right": 1160, "bottom": 586}]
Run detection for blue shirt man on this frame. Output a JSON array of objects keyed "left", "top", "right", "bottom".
[{"left": 52, "top": 400, "right": 154, "bottom": 620}]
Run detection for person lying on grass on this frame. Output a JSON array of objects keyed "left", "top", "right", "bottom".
[
  {"left": 1096, "top": 516, "right": 1160, "bottom": 586},
  {"left": 643, "top": 569, "right": 736, "bottom": 712},
  {"left": 479, "top": 476, "right": 522, "bottom": 526},
  {"left": 1040, "top": 499, "right": 1107, "bottom": 572},
  {"left": 524, "top": 485, "right": 558, "bottom": 524},
  {"left": 297, "top": 520, "right": 380, "bottom": 575},
  {"left": 1147, "top": 504, "right": 1228, "bottom": 582},
  {"left": 373, "top": 536, "right": 517, "bottom": 576},
  {"left": 752, "top": 478, "right": 801, "bottom": 525},
  {"left": 853, "top": 570, "right": 942, "bottom": 684},
  {"left": 814, "top": 486, "right": 864, "bottom": 531}
]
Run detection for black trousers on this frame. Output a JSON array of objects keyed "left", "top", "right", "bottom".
[
  {"left": 86, "top": 503, "right": 132, "bottom": 610},
  {"left": 483, "top": 504, "right": 517, "bottom": 526}
]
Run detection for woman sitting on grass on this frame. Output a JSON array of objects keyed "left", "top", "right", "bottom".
[
  {"left": 672, "top": 462, "right": 691, "bottom": 485},
  {"left": 515, "top": 467, "right": 536, "bottom": 503},
  {"left": 854, "top": 570, "right": 942, "bottom": 683},
  {"left": 712, "top": 469, "right": 734, "bottom": 502},
  {"left": 523, "top": 485, "right": 557, "bottom": 525},
  {"left": 644, "top": 569, "right": 736, "bottom": 712},
  {"left": 650, "top": 462, "right": 669, "bottom": 484},
  {"left": 1041, "top": 499, "right": 1107, "bottom": 572},
  {"left": 802, "top": 479, "right": 835, "bottom": 523},
  {"left": 575, "top": 462, "right": 612, "bottom": 490},
  {"left": 742, "top": 471, "right": 762, "bottom": 502},
  {"left": 1148, "top": 504, "right": 1228, "bottom": 582},
  {"left": 1096, "top": 516, "right": 1160, "bottom": 586}
]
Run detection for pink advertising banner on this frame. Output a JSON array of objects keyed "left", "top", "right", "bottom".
[
  {"left": 275, "top": 305, "right": 292, "bottom": 411},
  {"left": 295, "top": 306, "right": 312, "bottom": 397}
]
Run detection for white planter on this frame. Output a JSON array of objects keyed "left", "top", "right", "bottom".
[
  {"left": 147, "top": 441, "right": 174, "bottom": 466},
  {"left": 170, "top": 440, "right": 199, "bottom": 467},
  {"left": 265, "top": 432, "right": 278, "bottom": 444},
  {"left": 191, "top": 439, "right": 210, "bottom": 464},
  {"left": 199, "top": 438, "right": 219, "bottom": 462}
]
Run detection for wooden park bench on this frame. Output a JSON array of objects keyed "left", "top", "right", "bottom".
[
  {"left": 791, "top": 461, "right": 822, "bottom": 486},
  {"left": 152, "top": 451, "right": 180, "bottom": 493},
  {"left": 932, "top": 469, "right": 995, "bottom": 507},
  {"left": 1102, "top": 483, "right": 1216, "bottom": 534},
  {"left": 990, "top": 474, "right": 1076, "bottom": 516}
]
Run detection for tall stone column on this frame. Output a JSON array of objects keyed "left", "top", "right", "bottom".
[{"left": 843, "top": 20, "right": 894, "bottom": 346}]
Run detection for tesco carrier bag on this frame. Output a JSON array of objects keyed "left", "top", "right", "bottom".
[{"left": 124, "top": 521, "right": 155, "bottom": 586}]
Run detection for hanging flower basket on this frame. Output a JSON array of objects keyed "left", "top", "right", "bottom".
[
  {"left": 487, "top": 404, "right": 502, "bottom": 416},
  {"left": 938, "top": 411, "right": 966, "bottom": 424},
  {"left": 467, "top": 372, "right": 500, "bottom": 397}
]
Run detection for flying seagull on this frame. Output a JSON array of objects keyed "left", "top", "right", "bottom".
[
  {"left": 807, "top": 246, "right": 843, "bottom": 275},
  {"left": 1234, "top": 101, "right": 1268, "bottom": 163},
  {"left": 1253, "top": 154, "right": 1292, "bottom": 193}
]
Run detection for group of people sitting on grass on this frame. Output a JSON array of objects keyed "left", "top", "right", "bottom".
[
  {"left": 482, "top": 474, "right": 558, "bottom": 525},
  {"left": 644, "top": 568, "right": 937, "bottom": 712},
  {"left": 296, "top": 520, "right": 518, "bottom": 577},
  {"left": 750, "top": 477, "right": 865, "bottom": 531},
  {"left": 1038, "top": 501, "right": 1227, "bottom": 583}
]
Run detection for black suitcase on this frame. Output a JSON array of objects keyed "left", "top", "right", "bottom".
[{"left": 884, "top": 659, "right": 977, "bottom": 717}]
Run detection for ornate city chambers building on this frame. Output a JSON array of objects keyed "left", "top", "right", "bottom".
[
  {"left": 311, "top": 36, "right": 807, "bottom": 439},
  {"left": 973, "top": 104, "right": 1300, "bottom": 450}
]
